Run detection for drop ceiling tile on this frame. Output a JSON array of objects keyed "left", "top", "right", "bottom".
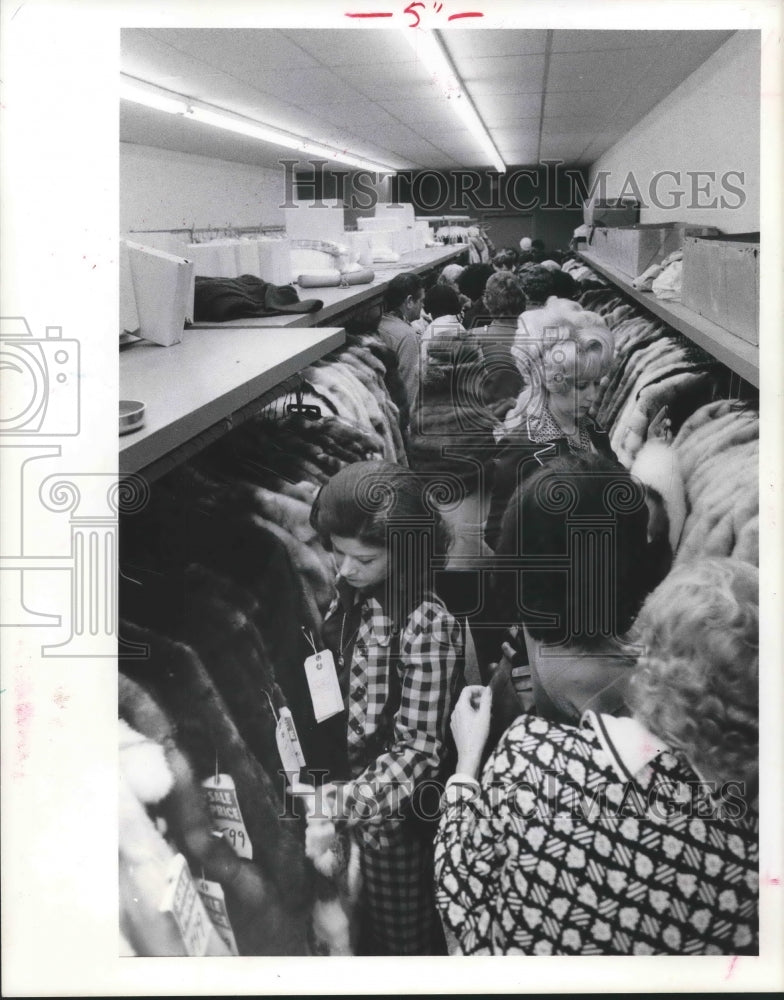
[
  {"left": 122, "top": 32, "right": 228, "bottom": 97},
  {"left": 491, "top": 127, "right": 541, "bottom": 146},
  {"left": 550, "top": 30, "right": 689, "bottom": 53},
  {"left": 412, "top": 124, "right": 475, "bottom": 141},
  {"left": 497, "top": 144, "right": 541, "bottom": 166},
  {"left": 461, "top": 54, "right": 546, "bottom": 89},
  {"left": 134, "top": 29, "right": 322, "bottom": 73},
  {"left": 282, "top": 29, "right": 416, "bottom": 67},
  {"left": 332, "top": 60, "right": 435, "bottom": 95},
  {"left": 252, "top": 67, "right": 366, "bottom": 104},
  {"left": 640, "top": 36, "right": 755, "bottom": 96},
  {"left": 540, "top": 115, "right": 614, "bottom": 134},
  {"left": 377, "top": 94, "right": 455, "bottom": 118},
  {"left": 543, "top": 90, "right": 623, "bottom": 117},
  {"left": 552, "top": 29, "right": 732, "bottom": 53},
  {"left": 312, "top": 102, "right": 403, "bottom": 129},
  {"left": 443, "top": 29, "right": 549, "bottom": 59},
  {"left": 546, "top": 48, "right": 653, "bottom": 93},
  {"left": 473, "top": 92, "right": 543, "bottom": 122},
  {"left": 465, "top": 77, "right": 546, "bottom": 98},
  {"left": 540, "top": 128, "right": 609, "bottom": 145}
]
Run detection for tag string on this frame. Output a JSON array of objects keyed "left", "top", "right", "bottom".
[
  {"left": 301, "top": 626, "right": 318, "bottom": 655},
  {"left": 214, "top": 753, "right": 220, "bottom": 785},
  {"left": 262, "top": 689, "right": 279, "bottom": 721}
]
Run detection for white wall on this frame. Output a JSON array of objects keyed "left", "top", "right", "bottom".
[
  {"left": 120, "top": 143, "right": 288, "bottom": 234},
  {"left": 589, "top": 31, "right": 760, "bottom": 233}
]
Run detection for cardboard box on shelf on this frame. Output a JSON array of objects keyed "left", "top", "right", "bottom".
[
  {"left": 681, "top": 234, "right": 759, "bottom": 346},
  {"left": 588, "top": 223, "right": 721, "bottom": 278}
]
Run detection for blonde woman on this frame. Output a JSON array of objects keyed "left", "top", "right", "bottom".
[{"left": 484, "top": 304, "right": 616, "bottom": 550}]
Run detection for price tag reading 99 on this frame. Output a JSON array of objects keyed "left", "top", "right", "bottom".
[{"left": 201, "top": 774, "right": 253, "bottom": 860}]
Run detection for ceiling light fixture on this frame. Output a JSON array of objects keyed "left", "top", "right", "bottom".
[
  {"left": 404, "top": 30, "right": 506, "bottom": 173},
  {"left": 120, "top": 73, "right": 398, "bottom": 175}
]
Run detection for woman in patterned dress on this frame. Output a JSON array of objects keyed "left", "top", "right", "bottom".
[
  {"left": 434, "top": 557, "right": 758, "bottom": 955},
  {"left": 306, "top": 460, "right": 464, "bottom": 955}
]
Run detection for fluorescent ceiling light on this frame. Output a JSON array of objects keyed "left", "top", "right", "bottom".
[
  {"left": 120, "top": 73, "right": 396, "bottom": 174},
  {"left": 404, "top": 30, "right": 506, "bottom": 173},
  {"left": 120, "top": 77, "right": 189, "bottom": 115}
]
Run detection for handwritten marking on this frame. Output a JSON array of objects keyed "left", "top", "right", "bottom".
[
  {"left": 725, "top": 955, "right": 738, "bottom": 980},
  {"left": 345, "top": 11, "right": 394, "bottom": 16},
  {"left": 448, "top": 11, "right": 483, "bottom": 18}
]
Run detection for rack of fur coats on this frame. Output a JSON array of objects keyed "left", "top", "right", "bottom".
[
  {"left": 119, "top": 331, "right": 407, "bottom": 957},
  {"left": 573, "top": 271, "right": 759, "bottom": 566}
]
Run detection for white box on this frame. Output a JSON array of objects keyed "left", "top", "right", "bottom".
[
  {"left": 283, "top": 199, "right": 346, "bottom": 241},
  {"left": 255, "top": 238, "right": 293, "bottom": 285},
  {"left": 124, "top": 240, "right": 193, "bottom": 347}
]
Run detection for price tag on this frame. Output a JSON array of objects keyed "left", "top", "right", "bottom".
[
  {"left": 197, "top": 878, "right": 240, "bottom": 956},
  {"left": 275, "top": 706, "right": 307, "bottom": 776},
  {"left": 202, "top": 774, "right": 253, "bottom": 859},
  {"left": 159, "top": 854, "right": 211, "bottom": 957},
  {"left": 304, "top": 649, "right": 344, "bottom": 723}
]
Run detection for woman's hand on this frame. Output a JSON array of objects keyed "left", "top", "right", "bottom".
[
  {"left": 488, "top": 396, "right": 518, "bottom": 420},
  {"left": 451, "top": 685, "right": 492, "bottom": 779}
]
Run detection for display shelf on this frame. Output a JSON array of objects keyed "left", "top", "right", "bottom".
[
  {"left": 579, "top": 251, "right": 759, "bottom": 388},
  {"left": 120, "top": 326, "right": 345, "bottom": 479},
  {"left": 187, "top": 244, "right": 466, "bottom": 330}
]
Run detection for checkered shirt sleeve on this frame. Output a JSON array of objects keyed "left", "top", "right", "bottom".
[{"left": 340, "top": 600, "right": 461, "bottom": 840}]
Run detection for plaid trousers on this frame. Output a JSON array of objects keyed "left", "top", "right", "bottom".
[{"left": 354, "top": 822, "right": 441, "bottom": 956}]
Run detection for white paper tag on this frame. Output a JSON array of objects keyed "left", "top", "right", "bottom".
[
  {"left": 304, "top": 649, "right": 344, "bottom": 723},
  {"left": 197, "top": 878, "right": 240, "bottom": 956},
  {"left": 159, "top": 854, "right": 211, "bottom": 957},
  {"left": 201, "top": 774, "right": 253, "bottom": 859},
  {"left": 275, "top": 706, "right": 307, "bottom": 776}
]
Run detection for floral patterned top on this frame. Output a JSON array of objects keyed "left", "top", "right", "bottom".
[{"left": 434, "top": 712, "right": 758, "bottom": 955}]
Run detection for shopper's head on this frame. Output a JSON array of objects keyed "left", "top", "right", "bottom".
[
  {"left": 385, "top": 272, "right": 425, "bottom": 322},
  {"left": 496, "top": 453, "right": 650, "bottom": 648},
  {"left": 438, "top": 263, "right": 465, "bottom": 292},
  {"left": 424, "top": 283, "right": 462, "bottom": 320},
  {"left": 457, "top": 263, "right": 494, "bottom": 303},
  {"left": 482, "top": 271, "right": 527, "bottom": 319},
  {"left": 628, "top": 558, "right": 758, "bottom": 793},
  {"left": 517, "top": 265, "right": 557, "bottom": 308},
  {"left": 310, "top": 461, "right": 451, "bottom": 611},
  {"left": 492, "top": 248, "right": 518, "bottom": 272},
  {"left": 514, "top": 304, "right": 613, "bottom": 420},
  {"left": 549, "top": 268, "right": 578, "bottom": 300}
]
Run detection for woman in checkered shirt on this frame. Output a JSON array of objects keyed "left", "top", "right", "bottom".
[{"left": 308, "top": 460, "right": 464, "bottom": 955}]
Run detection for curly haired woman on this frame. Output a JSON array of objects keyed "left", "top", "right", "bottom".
[
  {"left": 484, "top": 305, "right": 617, "bottom": 550},
  {"left": 435, "top": 558, "right": 758, "bottom": 955}
]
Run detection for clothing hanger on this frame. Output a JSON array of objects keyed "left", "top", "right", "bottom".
[{"left": 286, "top": 382, "right": 321, "bottom": 419}]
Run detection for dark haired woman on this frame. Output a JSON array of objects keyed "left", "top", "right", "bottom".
[
  {"left": 436, "top": 557, "right": 758, "bottom": 955},
  {"left": 492, "top": 453, "right": 652, "bottom": 726},
  {"left": 307, "top": 460, "right": 463, "bottom": 955}
]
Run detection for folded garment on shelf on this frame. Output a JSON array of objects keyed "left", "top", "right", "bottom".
[{"left": 193, "top": 274, "right": 323, "bottom": 322}]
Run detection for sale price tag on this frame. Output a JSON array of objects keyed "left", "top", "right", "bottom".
[
  {"left": 304, "top": 649, "right": 344, "bottom": 723},
  {"left": 275, "top": 706, "right": 307, "bottom": 777},
  {"left": 197, "top": 878, "right": 240, "bottom": 956},
  {"left": 159, "top": 854, "right": 211, "bottom": 957},
  {"left": 202, "top": 774, "right": 253, "bottom": 859}
]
